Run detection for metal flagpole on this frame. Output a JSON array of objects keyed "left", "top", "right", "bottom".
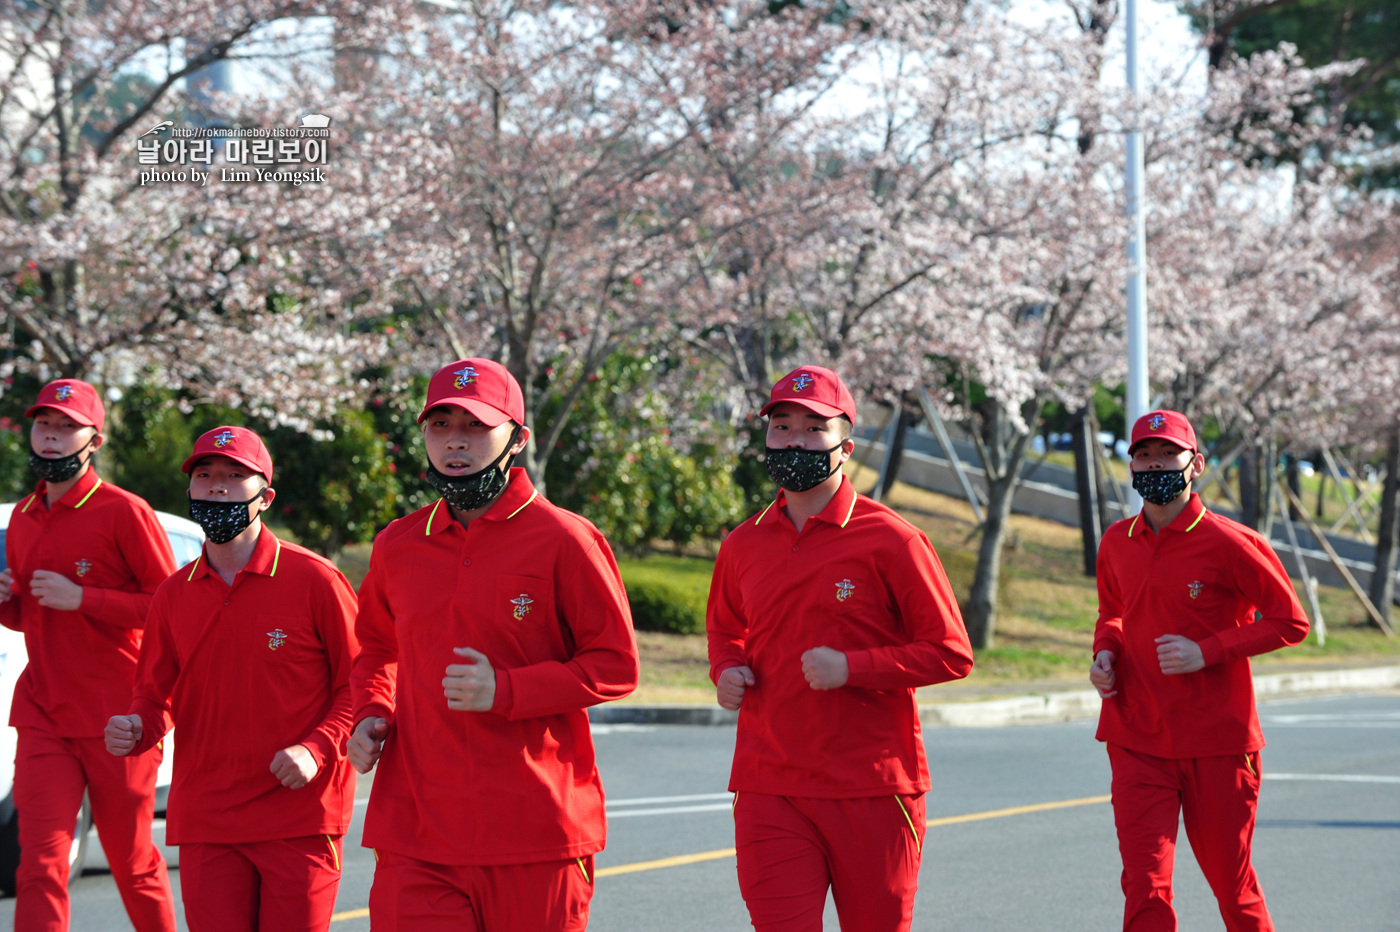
[{"left": 1124, "top": 0, "right": 1149, "bottom": 510}]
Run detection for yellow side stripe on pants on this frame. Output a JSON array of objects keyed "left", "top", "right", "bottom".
[
  {"left": 894, "top": 795, "right": 922, "bottom": 855},
  {"left": 329, "top": 794, "right": 1112, "bottom": 922}
]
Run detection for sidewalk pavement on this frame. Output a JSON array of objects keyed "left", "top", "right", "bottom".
[{"left": 588, "top": 664, "right": 1400, "bottom": 728}]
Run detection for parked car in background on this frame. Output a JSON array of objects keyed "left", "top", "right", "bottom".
[{"left": 0, "top": 503, "right": 204, "bottom": 895}]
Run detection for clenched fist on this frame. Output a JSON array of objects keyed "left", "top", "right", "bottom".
[{"left": 105, "top": 714, "right": 144, "bottom": 757}]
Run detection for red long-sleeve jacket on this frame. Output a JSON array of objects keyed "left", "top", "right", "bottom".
[
  {"left": 1094, "top": 494, "right": 1309, "bottom": 758},
  {"left": 127, "top": 527, "right": 359, "bottom": 845},
  {"left": 707, "top": 476, "right": 974, "bottom": 798},
  {"left": 2, "top": 470, "right": 176, "bottom": 735},
  {"left": 351, "top": 469, "right": 640, "bottom": 866}
]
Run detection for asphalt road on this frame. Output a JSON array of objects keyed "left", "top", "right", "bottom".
[{"left": 3, "top": 691, "right": 1397, "bottom": 931}]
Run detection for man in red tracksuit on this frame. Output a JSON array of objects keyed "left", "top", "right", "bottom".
[
  {"left": 348, "top": 358, "right": 640, "bottom": 931},
  {"left": 0, "top": 379, "right": 177, "bottom": 932},
  {"left": 707, "top": 365, "right": 974, "bottom": 932},
  {"left": 105, "top": 426, "right": 359, "bottom": 932},
  {"left": 1091, "top": 410, "right": 1309, "bottom": 932}
]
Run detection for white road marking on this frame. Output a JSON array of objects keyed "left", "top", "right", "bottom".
[
  {"left": 610, "top": 792, "right": 732, "bottom": 807},
  {"left": 1264, "top": 773, "right": 1400, "bottom": 784},
  {"left": 1263, "top": 711, "right": 1400, "bottom": 727},
  {"left": 609, "top": 803, "right": 734, "bottom": 818},
  {"left": 608, "top": 792, "right": 733, "bottom": 818}
]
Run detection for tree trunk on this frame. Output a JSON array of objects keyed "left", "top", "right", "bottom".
[
  {"left": 1071, "top": 405, "right": 1101, "bottom": 576},
  {"left": 1239, "top": 445, "right": 1260, "bottom": 530},
  {"left": 1259, "top": 437, "right": 1277, "bottom": 540},
  {"left": 878, "top": 395, "right": 920, "bottom": 501},
  {"left": 962, "top": 396, "right": 1044, "bottom": 649},
  {"left": 1285, "top": 454, "right": 1302, "bottom": 521},
  {"left": 964, "top": 466, "right": 1019, "bottom": 649},
  {"left": 1369, "top": 427, "right": 1400, "bottom": 622}
]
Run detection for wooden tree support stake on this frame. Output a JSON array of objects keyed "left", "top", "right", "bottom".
[
  {"left": 1273, "top": 483, "right": 1326, "bottom": 644},
  {"left": 918, "top": 388, "right": 986, "bottom": 524},
  {"left": 1280, "top": 480, "right": 1394, "bottom": 637}
]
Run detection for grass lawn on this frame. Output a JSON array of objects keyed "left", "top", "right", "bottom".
[{"left": 327, "top": 465, "right": 1400, "bottom": 706}]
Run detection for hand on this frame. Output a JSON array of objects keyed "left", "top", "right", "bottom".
[
  {"left": 105, "top": 714, "right": 143, "bottom": 757},
  {"left": 1156, "top": 635, "right": 1205, "bottom": 675},
  {"left": 716, "top": 665, "right": 755, "bottom": 711},
  {"left": 30, "top": 570, "right": 83, "bottom": 611},
  {"left": 348, "top": 717, "right": 389, "bottom": 774},
  {"left": 0, "top": 569, "right": 13, "bottom": 603},
  {"left": 270, "top": 744, "right": 319, "bottom": 789},
  {"left": 1090, "top": 650, "right": 1117, "bottom": 698},
  {"left": 801, "top": 646, "right": 849, "bottom": 690},
  {"left": 444, "top": 647, "right": 496, "bottom": 711}
]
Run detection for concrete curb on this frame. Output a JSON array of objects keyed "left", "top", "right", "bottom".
[
  {"left": 593, "top": 665, "right": 1400, "bottom": 728},
  {"left": 590, "top": 705, "right": 739, "bottom": 726}
]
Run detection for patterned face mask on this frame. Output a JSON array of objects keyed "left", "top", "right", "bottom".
[
  {"left": 29, "top": 442, "right": 93, "bottom": 483},
  {"left": 765, "top": 444, "right": 843, "bottom": 493},
  {"left": 1131, "top": 464, "right": 1191, "bottom": 506},
  {"left": 425, "top": 426, "right": 521, "bottom": 513},
  {"left": 188, "top": 490, "right": 266, "bottom": 544}
]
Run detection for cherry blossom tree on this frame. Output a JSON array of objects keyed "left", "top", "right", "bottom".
[{"left": 0, "top": 0, "right": 387, "bottom": 425}]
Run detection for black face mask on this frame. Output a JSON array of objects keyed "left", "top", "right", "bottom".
[
  {"left": 425, "top": 426, "right": 521, "bottom": 513},
  {"left": 188, "top": 490, "right": 266, "bottom": 544},
  {"left": 29, "top": 441, "right": 94, "bottom": 484},
  {"left": 765, "top": 444, "right": 843, "bottom": 493},
  {"left": 1131, "top": 464, "right": 1192, "bottom": 506}
]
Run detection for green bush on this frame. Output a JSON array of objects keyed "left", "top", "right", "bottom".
[
  {"left": 0, "top": 417, "right": 30, "bottom": 501},
  {"left": 264, "top": 410, "right": 401, "bottom": 558},
  {"left": 544, "top": 354, "right": 744, "bottom": 554},
  {"left": 618, "top": 555, "right": 715, "bottom": 635}
]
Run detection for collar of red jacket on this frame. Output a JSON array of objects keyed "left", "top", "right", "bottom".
[
  {"left": 759, "top": 473, "right": 858, "bottom": 530},
  {"left": 1127, "top": 492, "right": 1208, "bottom": 538},
  {"left": 187, "top": 524, "right": 282, "bottom": 582},
  {"left": 23, "top": 467, "right": 104, "bottom": 515},
  {"left": 424, "top": 466, "right": 539, "bottom": 536}
]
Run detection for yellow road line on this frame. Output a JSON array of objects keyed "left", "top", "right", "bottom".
[
  {"left": 332, "top": 907, "right": 370, "bottom": 921},
  {"left": 596, "top": 847, "right": 739, "bottom": 878},
  {"left": 926, "top": 794, "right": 1111, "bottom": 827},
  {"left": 329, "top": 794, "right": 1110, "bottom": 922}
]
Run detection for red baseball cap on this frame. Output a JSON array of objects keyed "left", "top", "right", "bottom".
[
  {"left": 760, "top": 365, "right": 857, "bottom": 424},
  {"left": 181, "top": 426, "right": 274, "bottom": 481},
  {"left": 1129, "top": 410, "right": 1198, "bottom": 454},
  {"left": 418, "top": 358, "right": 525, "bottom": 428},
  {"left": 26, "top": 379, "right": 105, "bottom": 432}
]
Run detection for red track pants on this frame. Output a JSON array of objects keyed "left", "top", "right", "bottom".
[
  {"left": 1108, "top": 744, "right": 1275, "bottom": 932},
  {"left": 12, "top": 727, "right": 176, "bottom": 932},
  {"left": 368, "top": 849, "right": 594, "bottom": 932},
  {"left": 733, "top": 792, "right": 925, "bottom": 932},
  {"left": 179, "top": 835, "right": 343, "bottom": 932}
]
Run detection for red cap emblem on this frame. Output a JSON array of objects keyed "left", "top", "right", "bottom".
[
  {"left": 1149, "top": 414, "right": 1165, "bottom": 430},
  {"left": 55, "top": 386, "right": 74, "bottom": 402},
  {"left": 453, "top": 366, "right": 479, "bottom": 389},
  {"left": 213, "top": 430, "right": 235, "bottom": 448},
  {"left": 791, "top": 373, "right": 814, "bottom": 393}
]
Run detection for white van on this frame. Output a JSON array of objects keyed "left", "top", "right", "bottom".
[{"left": 0, "top": 503, "right": 204, "bottom": 895}]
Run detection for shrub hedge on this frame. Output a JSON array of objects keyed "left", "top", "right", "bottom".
[{"left": 617, "top": 554, "right": 715, "bottom": 635}]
